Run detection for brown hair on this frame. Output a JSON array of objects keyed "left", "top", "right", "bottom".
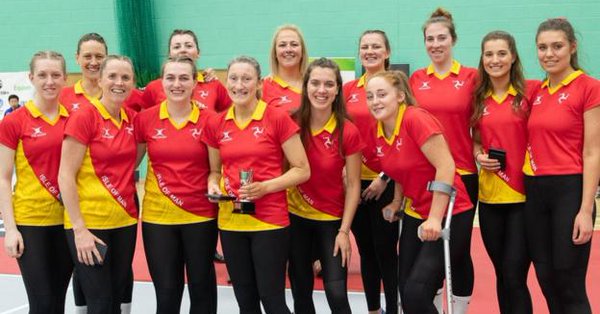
[
  {"left": 359, "top": 30, "right": 391, "bottom": 70},
  {"left": 536, "top": 18, "right": 580, "bottom": 71},
  {"left": 296, "top": 58, "right": 348, "bottom": 156},
  {"left": 422, "top": 7, "right": 457, "bottom": 44},
  {"left": 161, "top": 55, "right": 197, "bottom": 78},
  {"left": 368, "top": 71, "right": 417, "bottom": 106},
  {"left": 269, "top": 25, "right": 308, "bottom": 77},
  {"left": 168, "top": 29, "right": 199, "bottom": 54},
  {"left": 472, "top": 31, "right": 526, "bottom": 125},
  {"left": 99, "top": 55, "right": 135, "bottom": 82},
  {"left": 77, "top": 33, "right": 108, "bottom": 54},
  {"left": 30, "top": 50, "right": 67, "bottom": 76}
]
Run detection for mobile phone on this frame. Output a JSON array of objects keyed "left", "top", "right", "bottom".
[
  {"left": 205, "top": 193, "right": 236, "bottom": 201},
  {"left": 488, "top": 147, "right": 506, "bottom": 171},
  {"left": 93, "top": 242, "right": 107, "bottom": 265}
]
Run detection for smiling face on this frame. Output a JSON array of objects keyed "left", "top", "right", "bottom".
[
  {"left": 29, "top": 59, "right": 66, "bottom": 102},
  {"left": 306, "top": 66, "right": 338, "bottom": 113},
  {"left": 76, "top": 40, "right": 107, "bottom": 81},
  {"left": 227, "top": 62, "right": 261, "bottom": 107},
  {"left": 169, "top": 34, "right": 199, "bottom": 60},
  {"left": 482, "top": 39, "right": 514, "bottom": 81},
  {"left": 359, "top": 33, "right": 389, "bottom": 73},
  {"left": 424, "top": 22, "right": 454, "bottom": 65},
  {"left": 162, "top": 61, "right": 197, "bottom": 104},
  {"left": 366, "top": 76, "right": 404, "bottom": 123},
  {"left": 99, "top": 59, "right": 134, "bottom": 105},
  {"left": 536, "top": 30, "right": 576, "bottom": 78},
  {"left": 275, "top": 29, "right": 303, "bottom": 71}
]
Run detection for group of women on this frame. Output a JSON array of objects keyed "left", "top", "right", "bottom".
[{"left": 1, "top": 6, "right": 599, "bottom": 314}]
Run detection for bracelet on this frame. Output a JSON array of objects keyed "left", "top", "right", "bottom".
[
  {"left": 338, "top": 229, "right": 349, "bottom": 235},
  {"left": 378, "top": 172, "right": 391, "bottom": 183}
]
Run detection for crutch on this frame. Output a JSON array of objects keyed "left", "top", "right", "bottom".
[{"left": 426, "top": 180, "right": 457, "bottom": 314}]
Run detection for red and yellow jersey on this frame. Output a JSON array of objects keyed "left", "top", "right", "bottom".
[
  {"left": 0, "top": 101, "right": 68, "bottom": 226},
  {"left": 63, "top": 98, "right": 138, "bottom": 229},
  {"left": 410, "top": 60, "right": 478, "bottom": 174},
  {"left": 142, "top": 73, "right": 232, "bottom": 112},
  {"left": 262, "top": 76, "right": 302, "bottom": 115},
  {"left": 123, "top": 88, "right": 145, "bottom": 112},
  {"left": 134, "top": 101, "right": 217, "bottom": 224},
  {"left": 59, "top": 80, "right": 96, "bottom": 113},
  {"left": 475, "top": 81, "right": 540, "bottom": 203},
  {"left": 288, "top": 115, "right": 364, "bottom": 220},
  {"left": 343, "top": 74, "right": 379, "bottom": 180},
  {"left": 526, "top": 71, "right": 600, "bottom": 176},
  {"left": 202, "top": 100, "right": 299, "bottom": 231},
  {"left": 363, "top": 105, "right": 472, "bottom": 219}
]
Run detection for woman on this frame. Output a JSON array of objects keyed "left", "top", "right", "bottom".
[
  {"left": 262, "top": 24, "right": 308, "bottom": 114},
  {"left": 203, "top": 56, "right": 310, "bottom": 314},
  {"left": 58, "top": 55, "right": 139, "bottom": 314},
  {"left": 364, "top": 71, "right": 474, "bottom": 314},
  {"left": 134, "top": 56, "right": 218, "bottom": 314},
  {"left": 0, "top": 51, "right": 72, "bottom": 314},
  {"left": 525, "top": 18, "right": 600, "bottom": 314},
  {"left": 472, "top": 31, "right": 536, "bottom": 314},
  {"left": 343, "top": 29, "right": 398, "bottom": 314},
  {"left": 409, "top": 8, "right": 477, "bottom": 308},
  {"left": 288, "top": 58, "right": 362, "bottom": 314},
  {"left": 142, "top": 29, "right": 231, "bottom": 112}
]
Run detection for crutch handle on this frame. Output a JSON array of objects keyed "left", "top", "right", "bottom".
[{"left": 426, "top": 181, "right": 456, "bottom": 197}]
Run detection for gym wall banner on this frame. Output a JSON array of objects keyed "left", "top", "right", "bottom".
[{"left": 0, "top": 72, "right": 34, "bottom": 119}]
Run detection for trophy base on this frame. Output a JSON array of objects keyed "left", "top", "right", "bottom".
[{"left": 233, "top": 201, "right": 256, "bottom": 215}]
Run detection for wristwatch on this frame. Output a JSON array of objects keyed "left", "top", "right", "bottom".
[{"left": 378, "top": 172, "right": 391, "bottom": 183}]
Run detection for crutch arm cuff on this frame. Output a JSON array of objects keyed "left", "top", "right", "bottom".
[{"left": 426, "top": 181, "right": 456, "bottom": 197}]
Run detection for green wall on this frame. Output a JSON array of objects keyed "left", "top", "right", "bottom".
[{"left": 2, "top": 0, "right": 599, "bottom": 79}]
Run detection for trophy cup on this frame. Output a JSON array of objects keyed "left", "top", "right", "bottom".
[{"left": 233, "top": 168, "right": 256, "bottom": 214}]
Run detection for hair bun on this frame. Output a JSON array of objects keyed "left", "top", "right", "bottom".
[{"left": 430, "top": 7, "right": 453, "bottom": 21}]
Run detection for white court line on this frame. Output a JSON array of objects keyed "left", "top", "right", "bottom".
[{"left": 0, "top": 304, "right": 28, "bottom": 314}]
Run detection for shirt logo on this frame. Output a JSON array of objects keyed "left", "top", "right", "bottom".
[
  {"left": 220, "top": 131, "right": 233, "bottom": 143},
  {"left": 31, "top": 126, "right": 47, "bottom": 138},
  {"left": 322, "top": 135, "right": 334, "bottom": 149},
  {"left": 252, "top": 126, "right": 264, "bottom": 138},
  {"left": 71, "top": 103, "right": 80, "bottom": 111},
  {"left": 152, "top": 128, "right": 167, "bottom": 139},
  {"left": 376, "top": 146, "right": 384, "bottom": 157},
  {"left": 193, "top": 100, "right": 207, "bottom": 109},
  {"left": 278, "top": 95, "right": 291, "bottom": 104},
  {"left": 453, "top": 80, "right": 465, "bottom": 90},
  {"left": 348, "top": 93, "right": 359, "bottom": 103},
  {"left": 191, "top": 128, "right": 202, "bottom": 139},
  {"left": 101, "top": 127, "right": 114, "bottom": 139},
  {"left": 533, "top": 95, "right": 542, "bottom": 106},
  {"left": 125, "top": 126, "right": 134, "bottom": 135},
  {"left": 558, "top": 92, "right": 569, "bottom": 104},
  {"left": 199, "top": 90, "right": 209, "bottom": 99},
  {"left": 395, "top": 138, "right": 403, "bottom": 150},
  {"left": 482, "top": 106, "right": 490, "bottom": 116},
  {"left": 418, "top": 81, "right": 431, "bottom": 90}
]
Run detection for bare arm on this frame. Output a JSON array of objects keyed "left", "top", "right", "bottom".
[
  {"left": 58, "top": 137, "right": 105, "bottom": 265},
  {"left": 573, "top": 106, "right": 600, "bottom": 245},
  {"left": 206, "top": 146, "right": 223, "bottom": 196},
  {"left": 0, "top": 145, "right": 23, "bottom": 258},
  {"left": 333, "top": 152, "right": 361, "bottom": 267},
  {"left": 473, "top": 128, "right": 500, "bottom": 172}
]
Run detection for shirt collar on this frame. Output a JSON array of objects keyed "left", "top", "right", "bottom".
[
  {"left": 225, "top": 100, "right": 267, "bottom": 121},
  {"left": 311, "top": 114, "right": 337, "bottom": 136},
  {"left": 427, "top": 60, "right": 461, "bottom": 79},
  {"left": 90, "top": 98, "right": 130, "bottom": 126},
  {"left": 356, "top": 74, "right": 367, "bottom": 88},
  {"left": 541, "top": 70, "right": 583, "bottom": 94},
  {"left": 488, "top": 84, "right": 517, "bottom": 104},
  {"left": 377, "top": 103, "right": 407, "bottom": 144},
  {"left": 159, "top": 101, "right": 200, "bottom": 124},
  {"left": 272, "top": 76, "right": 301, "bottom": 94},
  {"left": 196, "top": 72, "right": 205, "bottom": 83},
  {"left": 25, "top": 100, "right": 69, "bottom": 124}
]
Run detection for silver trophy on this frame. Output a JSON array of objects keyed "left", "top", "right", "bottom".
[{"left": 233, "top": 168, "right": 256, "bottom": 214}]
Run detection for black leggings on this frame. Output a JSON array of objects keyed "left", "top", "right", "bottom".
[
  {"left": 17, "top": 225, "right": 73, "bottom": 314},
  {"left": 460, "top": 173, "right": 479, "bottom": 210},
  {"left": 221, "top": 228, "right": 291, "bottom": 314},
  {"left": 143, "top": 221, "right": 218, "bottom": 314},
  {"left": 525, "top": 175, "right": 594, "bottom": 314},
  {"left": 288, "top": 214, "right": 350, "bottom": 314},
  {"left": 398, "top": 209, "right": 475, "bottom": 314},
  {"left": 479, "top": 202, "right": 532, "bottom": 314},
  {"left": 351, "top": 179, "right": 398, "bottom": 313},
  {"left": 72, "top": 267, "right": 134, "bottom": 306},
  {"left": 66, "top": 224, "right": 137, "bottom": 314}
]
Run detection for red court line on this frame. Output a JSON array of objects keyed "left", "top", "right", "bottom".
[{"left": 1, "top": 228, "right": 599, "bottom": 313}]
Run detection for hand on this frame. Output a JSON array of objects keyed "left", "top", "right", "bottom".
[
  {"left": 333, "top": 231, "right": 351, "bottom": 268},
  {"left": 207, "top": 181, "right": 222, "bottom": 202},
  {"left": 74, "top": 228, "right": 106, "bottom": 266},
  {"left": 477, "top": 153, "right": 501, "bottom": 172},
  {"left": 418, "top": 217, "right": 442, "bottom": 241},
  {"left": 572, "top": 211, "right": 593, "bottom": 245},
  {"left": 361, "top": 177, "right": 387, "bottom": 201},
  {"left": 381, "top": 200, "right": 402, "bottom": 223},
  {"left": 238, "top": 182, "right": 269, "bottom": 201},
  {"left": 202, "top": 68, "right": 217, "bottom": 82},
  {"left": 4, "top": 229, "right": 24, "bottom": 258}
]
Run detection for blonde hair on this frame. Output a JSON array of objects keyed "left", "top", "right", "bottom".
[
  {"left": 29, "top": 51, "right": 66, "bottom": 76},
  {"left": 368, "top": 71, "right": 417, "bottom": 106},
  {"left": 269, "top": 24, "right": 308, "bottom": 77}
]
